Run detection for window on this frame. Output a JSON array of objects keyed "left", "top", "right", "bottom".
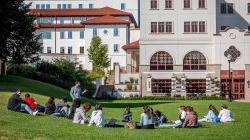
[
  {"left": 40, "top": 46, "right": 44, "bottom": 53},
  {"left": 46, "top": 31, "right": 51, "bottom": 39},
  {"left": 151, "top": 22, "right": 158, "bottom": 33},
  {"left": 184, "top": 22, "right": 191, "bottom": 32},
  {"left": 165, "top": 0, "right": 172, "bottom": 9},
  {"left": 68, "top": 47, "right": 72, "bottom": 54},
  {"left": 221, "top": 3, "right": 234, "bottom": 14},
  {"left": 199, "top": 21, "right": 206, "bottom": 32},
  {"left": 60, "top": 47, "right": 65, "bottom": 54},
  {"left": 114, "top": 44, "right": 119, "bottom": 52},
  {"left": 68, "top": 31, "right": 72, "bottom": 39},
  {"left": 41, "top": 4, "right": 45, "bottom": 9},
  {"left": 186, "top": 79, "right": 206, "bottom": 93},
  {"left": 248, "top": 26, "right": 250, "bottom": 32},
  {"left": 184, "top": 0, "right": 191, "bottom": 8},
  {"left": 62, "top": 4, "right": 67, "bottom": 9},
  {"left": 227, "top": 3, "right": 234, "bottom": 14},
  {"left": 152, "top": 79, "right": 172, "bottom": 93},
  {"left": 80, "top": 31, "right": 84, "bottom": 39},
  {"left": 191, "top": 22, "right": 197, "bottom": 32},
  {"left": 68, "top": 4, "right": 72, "bottom": 9},
  {"left": 39, "top": 31, "right": 44, "bottom": 39},
  {"left": 150, "top": 51, "right": 174, "bottom": 70},
  {"left": 121, "top": 3, "right": 126, "bottom": 10},
  {"left": 158, "top": 22, "right": 165, "bottom": 33},
  {"left": 220, "top": 26, "right": 229, "bottom": 30},
  {"left": 46, "top": 4, "right": 50, "bottom": 9},
  {"left": 166, "top": 22, "right": 173, "bottom": 33},
  {"left": 248, "top": 3, "right": 250, "bottom": 13},
  {"left": 57, "top": 4, "right": 61, "bottom": 9},
  {"left": 60, "top": 31, "right": 65, "bottom": 39},
  {"left": 183, "top": 51, "right": 207, "bottom": 70},
  {"left": 79, "top": 4, "right": 83, "bottom": 9},
  {"left": 198, "top": 0, "right": 206, "bottom": 8},
  {"left": 93, "top": 28, "right": 97, "bottom": 37},
  {"left": 47, "top": 47, "right": 51, "bottom": 54},
  {"left": 59, "top": 18, "right": 64, "bottom": 24},
  {"left": 151, "top": 0, "right": 158, "bottom": 9},
  {"left": 80, "top": 47, "right": 84, "bottom": 54},
  {"left": 36, "top": 4, "right": 40, "bottom": 9},
  {"left": 89, "top": 4, "right": 93, "bottom": 9},
  {"left": 114, "top": 28, "right": 119, "bottom": 36}
]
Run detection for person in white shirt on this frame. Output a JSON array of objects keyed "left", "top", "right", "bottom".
[
  {"left": 73, "top": 102, "right": 91, "bottom": 124},
  {"left": 218, "top": 104, "right": 234, "bottom": 123},
  {"left": 88, "top": 104, "right": 107, "bottom": 127}
]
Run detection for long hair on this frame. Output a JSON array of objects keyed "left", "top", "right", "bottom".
[{"left": 209, "top": 105, "right": 219, "bottom": 115}]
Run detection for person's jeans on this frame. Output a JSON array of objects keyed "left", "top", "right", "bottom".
[
  {"left": 20, "top": 103, "right": 33, "bottom": 114},
  {"left": 51, "top": 112, "right": 66, "bottom": 117}
]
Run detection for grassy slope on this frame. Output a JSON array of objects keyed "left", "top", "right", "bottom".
[{"left": 0, "top": 76, "right": 250, "bottom": 140}]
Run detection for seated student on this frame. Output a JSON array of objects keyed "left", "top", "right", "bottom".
[
  {"left": 218, "top": 104, "right": 234, "bottom": 122},
  {"left": 139, "top": 106, "right": 154, "bottom": 129},
  {"left": 149, "top": 107, "right": 157, "bottom": 125},
  {"left": 199, "top": 105, "right": 219, "bottom": 123},
  {"left": 88, "top": 104, "right": 107, "bottom": 127},
  {"left": 24, "top": 94, "right": 45, "bottom": 112},
  {"left": 155, "top": 110, "right": 167, "bottom": 125},
  {"left": 45, "top": 97, "right": 56, "bottom": 115},
  {"left": 73, "top": 102, "right": 91, "bottom": 124},
  {"left": 51, "top": 96, "right": 69, "bottom": 117},
  {"left": 173, "top": 106, "right": 186, "bottom": 124},
  {"left": 68, "top": 99, "right": 81, "bottom": 119},
  {"left": 7, "top": 89, "right": 38, "bottom": 116},
  {"left": 122, "top": 106, "right": 132, "bottom": 122},
  {"left": 182, "top": 106, "right": 199, "bottom": 128}
]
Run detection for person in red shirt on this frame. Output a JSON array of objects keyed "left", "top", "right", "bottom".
[{"left": 24, "top": 94, "right": 38, "bottom": 110}]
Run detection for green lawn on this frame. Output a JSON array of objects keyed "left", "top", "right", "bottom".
[{"left": 0, "top": 76, "right": 250, "bottom": 140}]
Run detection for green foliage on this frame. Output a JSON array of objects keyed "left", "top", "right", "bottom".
[
  {"left": 87, "top": 71, "right": 105, "bottom": 81},
  {"left": 126, "top": 83, "right": 133, "bottom": 90},
  {"left": 0, "top": 0, "right": 40, "bottom": 64},
  {"left": 114, "top": 96, "right": 225, "bottom": 100},
  {"left": 135, "top": 78, "right": 139, "bottom": 84},
  {"left": 88, "top": 36, "right": 110, "bottom": 71},
  {"left": 129, "top": 77, "right": 134, "bottom": 83},
  {"left": 7, "top": 64, "right": 36, "bottom": 78}
]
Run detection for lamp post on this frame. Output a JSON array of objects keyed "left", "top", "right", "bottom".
[{"left": 227, "top": 54, "right": 233, "bottom": 102}]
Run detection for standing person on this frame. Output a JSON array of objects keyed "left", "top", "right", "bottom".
[
  {"left": 68, "top": 99, "right": 81, "bottom": 119},
  {"left": 45, "top": 97, "right": 56, "bottom": 115},
  {"left": 218, "top": 104, "right": 234, "bottom": 122},
  {"left": 199, "top": 105, "right": 219, "bottom": 123},
  {"left": 140, "top": 106, "right": 154, "bottom": 129},
  {"left": 7, "top": 89, "right": 38, "bottom": 116},
  {"left": 70, "top": 81, "right": 87, "bottom": 101},
  {"left": 73, "top": 102, "right": 92, "bottom": 124}
]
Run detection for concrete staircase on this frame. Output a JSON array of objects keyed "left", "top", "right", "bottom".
[
  {"left": 93, "top": 85, "right": 115, "bottom": 99},
  {"left": 105, "top": 75, "right": 115, "bottom": 85}
]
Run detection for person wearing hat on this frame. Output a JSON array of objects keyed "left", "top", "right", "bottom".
[
  {"left": 7, "top": 89, "right": 38, "bottom": 116},
  {"left": 88, "top": 104, "right": 107, "bottom": 127}
]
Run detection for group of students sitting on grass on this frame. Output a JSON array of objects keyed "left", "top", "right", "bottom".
[{"left": 7, "top": 89, "right": 234, "bottom": 129}]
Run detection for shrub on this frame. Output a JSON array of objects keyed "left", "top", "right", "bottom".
[
  {"left": 135, "top": 78, "right": 139, "bottom": 84},
  {"left": 7, "top": 64, "right": 36, "bottom": 78},
  {"left": 129, "top": 77, "right": 134, "bottom": 83},
  {"left": 133, "top": 85, "right": 138, "bottom": 91},
  {"left": 126, "top": 83, "right": 133, "bottom": 90},
  {"left": 87, "top": 71, "right": 105, "bottom": 81}
]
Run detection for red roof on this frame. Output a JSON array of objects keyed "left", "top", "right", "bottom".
[
  {"left": 36, "top": 24, "right": 85, "bottom": 29},
  {"left": 28, "top": 7, "right": 137, "bottom": 27},
  {"left": 122, "top": 41, "right": 139, "bottom": 50},
  {"left": 82, "top": 15, "right": 129, "bottom": 25}
]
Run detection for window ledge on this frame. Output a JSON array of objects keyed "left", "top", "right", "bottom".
[
  {"left": 150, "top": 33, "right": 175, "bottom": 35},
  {"left": 183, "top": 8, "right": 192, "bottom": 10},
  {"left": 164, "top": 8, "right": 174, "bottom": 10},
  {"left": 197, "top": 8, "right": 208, "bottom": 10},
  {"left": 149, "top": 8, "right": 160, "bottom": 10},
  {"left": 183, "top": 32, "right": 208, "bottom": 34}
]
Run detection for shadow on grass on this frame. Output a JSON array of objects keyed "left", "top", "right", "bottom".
[{"left": 97, "top": 101, "right": 173, "bottom": 108}]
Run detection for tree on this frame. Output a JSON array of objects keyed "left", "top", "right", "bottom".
[
  {"left": 0, "top": 0, "right": 40, "bottom": 66},
  {"left": 88, "top": 36, "right": 110, "bottom": 71}
]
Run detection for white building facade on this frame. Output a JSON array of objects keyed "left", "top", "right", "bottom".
[
  {"left": 29, "top": 7, "right": 137, "bottom": 70},
  {"left": 117, "top": 0, "right": 250, "bottom": 99}
]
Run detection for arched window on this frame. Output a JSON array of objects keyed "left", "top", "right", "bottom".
[
  {"left": 150, "top": 51, "right": 174, "bottom": 70},
  {"left": 183, "top": 51, "right": 207, "bottom": 70}
]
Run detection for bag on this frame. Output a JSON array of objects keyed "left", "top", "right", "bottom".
[{"left": 127, "top": 121, "right": 137, "bottom": 129}]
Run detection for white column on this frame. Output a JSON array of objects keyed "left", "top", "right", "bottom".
[
  {"left": 146, "top": 75, "right": 152, "bottom": 92},
  {"left": 114, "top": 64, "right": 120, "bottom": 84}
]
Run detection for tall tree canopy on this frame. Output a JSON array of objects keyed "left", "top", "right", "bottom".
[
  {"left": 0, "top": 0, "right": 40, "bottom": 64},
  {"left": 88, "top": 36, "right": 110, "bottom": 71}
]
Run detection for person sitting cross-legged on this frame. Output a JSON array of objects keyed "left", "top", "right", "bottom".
[
  {"left": 139, "top": 106, "right": 155, "bottom": 129},
  {"left": 73, "top": 102, "right": 91, "bottom": 124},
  {"left": 182, "top": 106, "right": 199, "bottom": 128},
  {"left": 51, "top": 96, "right": 69, "bottom": 117},
  {"left": 45, "top": 97, "right": 56, "bottom": 115},
  {"left": 198, "top": 105, "right": 219, "bottom": 123},
  {"left": 122, "top": 106, "right": 133, "bottom": 122},
  {"left": 7, "top": 89, "right": 38, "bottom": 116},
  {"left": 218, "top": 104, "right": 234, "bottom": 123}
]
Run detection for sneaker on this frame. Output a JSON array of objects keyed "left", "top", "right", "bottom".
[{"left": 32, "top": 110, "right": 38, "bottom": 116}]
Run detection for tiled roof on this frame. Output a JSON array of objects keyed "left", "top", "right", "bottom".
[
  {"left": 82, "top": 15, "right": 129, "bottom": 25},
  {"left": 36, "top": 23, "right": 85, "bottom": 29},
  {"left": 122, "top": 40, "right": 139, "bottom": 50},
  {"left": 28, "top": 7, "right": 137, "bottom": 27}
]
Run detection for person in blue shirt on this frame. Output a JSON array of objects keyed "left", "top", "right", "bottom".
[
  {"left": 122, "top": 106, "right": 132, "bottom": 122},
  {"left": 139, "top": 106, "right": 154, "bottom": 129},
  {"left": 198, "top": 105, "right": 219, "bottom": 123},
  {"left": 155, "top": 110, "right": 167, "bottom": 125},
  {"left": 70, "top": 81, "right": 87, "bottom": 101}
]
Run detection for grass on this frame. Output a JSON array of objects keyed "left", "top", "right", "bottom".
[{"left": 0, "top": 75, "right": 250, "bottom": 140}]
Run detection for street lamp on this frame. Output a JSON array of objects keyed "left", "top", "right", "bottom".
[{"left": 227, "top": 54, "right": 233, "bottom": 102}]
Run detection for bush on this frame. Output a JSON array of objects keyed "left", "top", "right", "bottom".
[
  {"left": 129, "top": 77, "right": 134, "bottom": 83},
  {"left": 87, "top": 71, "right": 105, "bottom": 81},
  {"left": 135, "top": 78, "right": 139, "bottom": 84},
  {"left": 7, "top": 64, "right": 36, "bottom": 78},
  {"left": 126, "top": 83, "right": 133, "bottom": 90}
]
